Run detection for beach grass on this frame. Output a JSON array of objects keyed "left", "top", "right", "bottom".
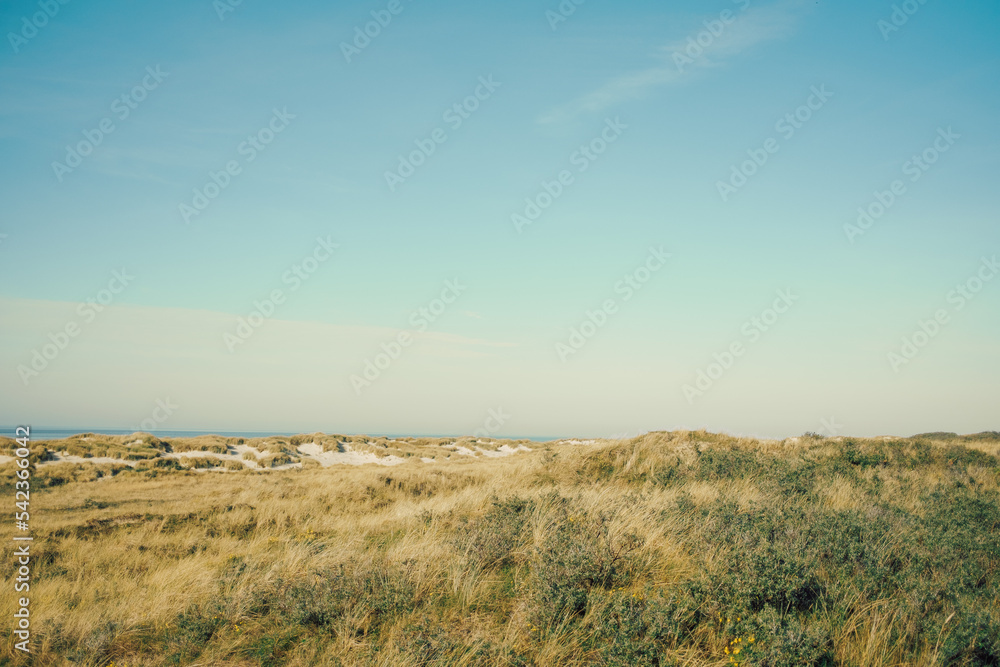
[{"left": 1, "top": 430, "right": 998, "bottom": 665}]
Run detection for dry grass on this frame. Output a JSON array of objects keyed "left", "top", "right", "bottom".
[{"left": 1, "top": 430, "right": 998, "bottom": 666}]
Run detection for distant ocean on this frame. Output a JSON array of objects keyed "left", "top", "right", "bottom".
[{"left": 1, "top": 427, "right": 561, "bottom": 443}]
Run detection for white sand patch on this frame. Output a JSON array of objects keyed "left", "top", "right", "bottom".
[
  {"left": 21, "top": 438, "right": 533, "bottom": 471},
  {"left": 296, "top": 442, "right": 405, "bottom": 467},
  {"left": 296, "top": 442, "right": 328, "bottom": 458},
  {"left": 165, "top": 450, "right": 235, "bottom": 460},
  {"left": 168, "top": 448, "right": 303, "bottom": 470},
  {"left": 0, "top": 456, "right": 16, "bottom": 465},
  {"left": 476, "top": 444, "right": 532, "bottom": 458},
  {"left": 558, "top": 439, "right": 597, "bottom": 445},
  {"left": 231, "top": 444, "right": 265, "bottom": 468}
]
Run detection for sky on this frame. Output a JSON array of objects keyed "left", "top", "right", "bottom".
[{"left": 0, "top": 0, "right": 998, "bottom": 439}]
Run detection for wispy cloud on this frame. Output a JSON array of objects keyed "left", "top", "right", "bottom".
[
  {"left": 0, "top": 297, "right": 515, "bottom": 357},
  {"left": 538, "top": 0, "right": 808, "bottom": 124}
]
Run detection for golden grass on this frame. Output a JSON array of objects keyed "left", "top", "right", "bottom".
[{"left": 0, "top": 430, "right": 997, "bottom": 665}]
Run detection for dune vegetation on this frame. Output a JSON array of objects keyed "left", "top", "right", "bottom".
[{"left": 1, "top": 430, "right": 999, "bottom": 666}]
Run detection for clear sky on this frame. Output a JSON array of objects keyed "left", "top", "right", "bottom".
[{"left": 1, "top": 0, "right": 998, "bottom": 439}]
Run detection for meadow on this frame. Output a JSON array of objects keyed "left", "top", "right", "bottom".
[{"left": 1, "top": 429, "right": 998, "bottom": 666}]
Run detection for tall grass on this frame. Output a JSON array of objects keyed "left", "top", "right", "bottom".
[{"left": 1, "top": 430, "right": 998, "bottom": 665}]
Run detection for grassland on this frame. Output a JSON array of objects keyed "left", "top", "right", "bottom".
[{"left": 1, "top": 430, "right": 998, "bottom": 666}]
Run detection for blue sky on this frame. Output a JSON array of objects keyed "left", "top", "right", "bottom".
[{"left": 1, "top": 0, "right": 998, "bottom": 438}]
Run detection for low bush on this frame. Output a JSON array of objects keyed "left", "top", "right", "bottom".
[
  {"left": 274, "top": 561, "right": 415, "bottom": 636},
  {"left": 528, "top": 495, "right": 643, "bottom": 627},
  {"left": 454, "top": 496, "right": 534, "bottom": 570}
]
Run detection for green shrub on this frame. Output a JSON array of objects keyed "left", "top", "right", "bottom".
[
  {"left": 66, "top": 619, "right": 121, "bottom": 664},
  {"left": 590, "top": 587, "right": 700, "bottom": 665},
  {"left": 938, "top": 607, "right": 1000, "bottom": 666},
  {"left": 454, "top": 496, "right": 534, "bottom": 569},
  {"left": 275, "top": 562, "right": 415, "bottom": 636},
  {"left": 529, "top": 496, "right": 643, "bottom": 627},
  {"left": 165, "top": 600, "right": 227, "bottom": 664},
  {"left": 841, "top": 440, "right": 890, "bottom": 468},
  {"left": 710, "top": 544, "right": 822, "bottom": 615},
  {"left": 808, "top": 508, "right": 910, "bottom": 599},
  {"left": 738, "top": 607, "right": 834, "bottom": 667},
  {"left": 694, "top": 447, "right": 764, "bottom": 482},
  {"left": 939, "top": 445, "right": 999, "bottom": 469},
  {"left": 399, "top": 616, "right": 529, "bottom": 666}
]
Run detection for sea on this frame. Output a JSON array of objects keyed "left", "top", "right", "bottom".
[{"left": 2, "top": 427, "right": 560, "bottom": 443}]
